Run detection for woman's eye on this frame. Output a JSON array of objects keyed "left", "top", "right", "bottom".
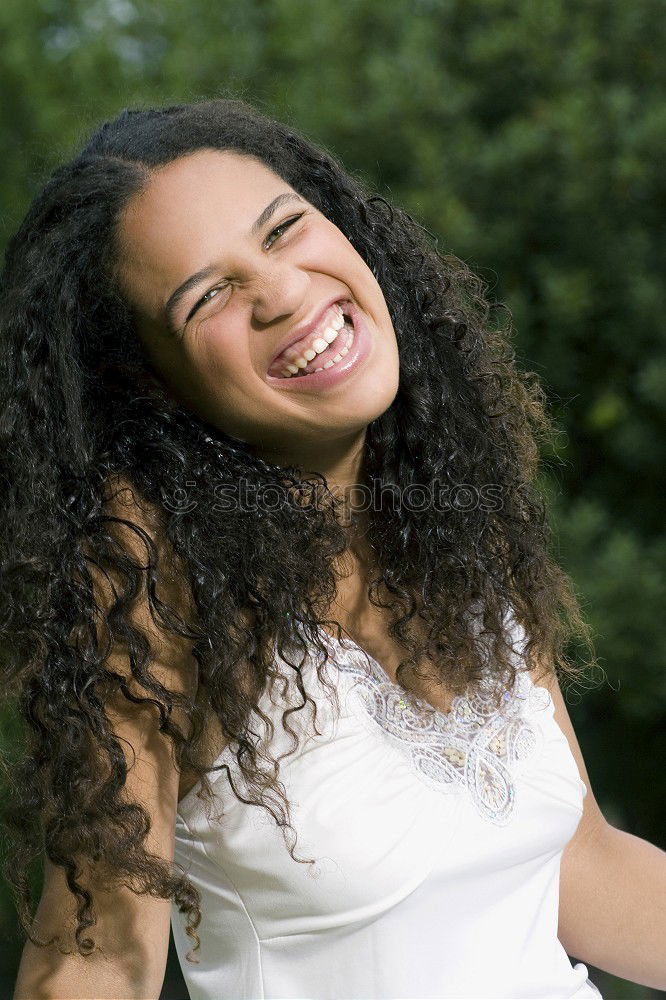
[
  {"left": 200, "top": 286, "right": 225, "bottom": 305},
  {"left": 185, "top": 284, "right": 229, "bottom": 325},
  {"left": 264, "top": 213, "right": 304, "bottom": 249}
]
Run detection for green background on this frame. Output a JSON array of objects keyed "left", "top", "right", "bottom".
[{"left": 1, "top": 1, "right": 664, "bottom": 997}]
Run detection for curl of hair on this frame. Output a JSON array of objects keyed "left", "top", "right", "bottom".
[{"left": 0, "top": 97, "right": 597, "bottom": 963}]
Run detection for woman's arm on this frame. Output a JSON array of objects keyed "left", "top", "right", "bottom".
[
  {"left": 13, "top": 686, "right": 182, "bottom": 1000},
  {"left": 533, "top": 667, "right": 666, "bottom": 991},
  {"left": 14, "top": 483, "right": 199, "bottom": 1000},
  {"left": 14, "top": 852, "right": 176, "bottom": 1000},
  {"left": 559, "top": 820, "right": 666, "bottom": 991}
]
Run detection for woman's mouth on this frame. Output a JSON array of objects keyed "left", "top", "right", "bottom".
[
  {"left": 265, "top": 300, "right": 371, "bottom": 391},
  {"left": 277, "top": 321, "right": 355, "bottom": 378},
  {"left": 267, "top": 302, "right": 353, "bottom": 379}
]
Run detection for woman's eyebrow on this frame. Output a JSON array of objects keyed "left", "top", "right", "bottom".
[
  {"left": 250, "top": 192, "right": 305, "bottom": 237},
  {"left": 162, "top": 192, "right": 306, "bottom": 335}
]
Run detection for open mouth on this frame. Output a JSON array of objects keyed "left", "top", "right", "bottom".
[{"left": 269, "top": 303, "right": 356, "bottom": 379}]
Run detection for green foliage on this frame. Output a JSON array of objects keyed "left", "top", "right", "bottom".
[{"left": 1, "top": 1, "right": 664, "bottom": 997}]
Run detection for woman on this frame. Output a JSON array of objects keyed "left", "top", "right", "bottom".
[{"left": 2, "top": 98, "right": 664, "bottom": 1000}]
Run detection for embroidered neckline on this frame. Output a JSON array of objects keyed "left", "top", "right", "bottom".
[{"left": 317, "top": 627, "right": 551, "bottom": 825}]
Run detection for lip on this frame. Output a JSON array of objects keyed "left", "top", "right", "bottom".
[
  {"left": 267, "top": 295, "right": 350, "bottom": 371},
  {"left": 265, "top": 299, "right": 371, "bottom": 392}
]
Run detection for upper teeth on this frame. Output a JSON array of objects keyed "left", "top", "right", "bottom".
[{"left": 274, "top": 303, "right": 346, "bottom": 374}]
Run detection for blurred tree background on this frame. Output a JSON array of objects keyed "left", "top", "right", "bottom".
[{"left": 1, "top": 0, "right": 664, "bottom": 997}]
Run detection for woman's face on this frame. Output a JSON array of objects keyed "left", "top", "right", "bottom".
[{"left": 117, "top": 149, "right": 400, "bottom": 470}]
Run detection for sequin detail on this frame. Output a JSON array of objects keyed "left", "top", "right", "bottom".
[{"left": 319, "top": 631, "right": 551, "bottom": 826}]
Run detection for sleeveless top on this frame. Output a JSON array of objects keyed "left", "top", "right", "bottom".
[{"left": 171, "top": 609, "right": 603, "bottom": 999}]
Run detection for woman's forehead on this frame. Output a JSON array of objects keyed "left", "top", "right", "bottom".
[{"left": 121, "top": 149, "right": 293, "bottom": 247}]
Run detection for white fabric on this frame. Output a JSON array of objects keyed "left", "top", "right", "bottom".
[{"left": 171, "top": 614, "right": 603, "bottom": 999}]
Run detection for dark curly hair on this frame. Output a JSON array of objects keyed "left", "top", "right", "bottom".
[{"left": 0, "top": 96, "right": 595, "bottom": 964}]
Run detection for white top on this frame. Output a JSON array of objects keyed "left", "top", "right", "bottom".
[{"left": 171, "top": 613, "right": 604, "bottom": 1000}]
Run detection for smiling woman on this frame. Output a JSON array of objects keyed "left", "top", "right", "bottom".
[
  {"left": 2, "top": 97, "right": 654, "bottom": 1000},
  {"left": 116, "top": 148, "right": 398, "bottom": 454}
]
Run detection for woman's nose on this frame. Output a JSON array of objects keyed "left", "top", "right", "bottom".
[{"left": 250, "top": 263, "right": 310, "bottom": 326}]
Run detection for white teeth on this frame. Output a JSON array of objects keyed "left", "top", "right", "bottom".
[
  {"left": 280, "top": 328, "right": 338, "bottom": 367},
  {"left": 273, "top": 304, "right": 354, "bottom": 377},
  {"left": 276, "top": 306, "right": 345, "bottom": 366}
]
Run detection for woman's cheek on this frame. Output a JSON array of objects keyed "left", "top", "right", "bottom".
[{"left": 200, "top": 327, "right": 250, "bottom": 380}]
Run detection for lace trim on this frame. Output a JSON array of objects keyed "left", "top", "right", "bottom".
[{"left": 318, "top": 630, "right": 552, "bottom": 826}]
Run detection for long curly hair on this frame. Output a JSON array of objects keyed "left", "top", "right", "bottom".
[{"left": 0, "top": 97, "right": 595, "bottom": 963}]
